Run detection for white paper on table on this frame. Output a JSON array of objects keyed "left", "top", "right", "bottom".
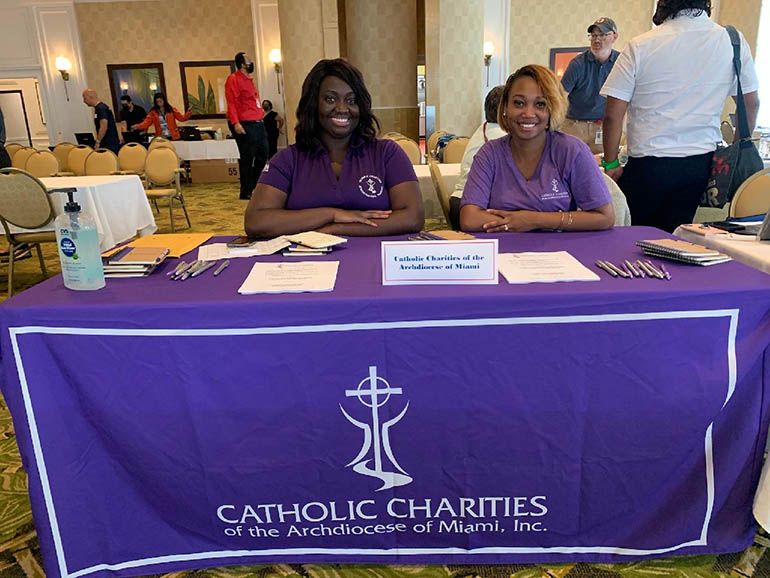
[
  {"left": 198, "top": 237, "right": 291, "bottom": 261},
  {"left": 285, "top": 231, "right": 347, "bottom": 249},
  {"left": 498, "top": 251, "right": 600, "bottom": 284},
  {"left": 238, "top": 261, "right": 340, "bottom": 294}
]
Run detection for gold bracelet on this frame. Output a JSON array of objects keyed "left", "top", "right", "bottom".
[{"left": 565, "top": 211, "right": 573, "bottom": 231}]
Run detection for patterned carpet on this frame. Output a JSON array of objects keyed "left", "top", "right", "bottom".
[{"left": 1, "top": 183, "right": 769, "bottom": 577}]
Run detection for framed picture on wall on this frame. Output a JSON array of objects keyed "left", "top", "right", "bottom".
[
  {"left": 179, "top": 61, "right": 235, "bottom": 119},
  {"left": 549, "top": 47, "right": 588, "bottom": 80},
  {"left": 107, "top": 63, "right": 166, "bottom": 122}
]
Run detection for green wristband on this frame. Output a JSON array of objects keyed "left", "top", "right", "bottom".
[{"left": 601, "top": 158, "right": 620, "bottom": 170}]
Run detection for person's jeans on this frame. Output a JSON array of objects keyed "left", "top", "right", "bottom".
[{"left": 229, "top": 121, "right": 268, "bottom": 199}]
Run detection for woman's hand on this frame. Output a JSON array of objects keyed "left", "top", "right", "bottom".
[
  {"left": 332, "top": 208, "right": 392, "bottom": 227},
  {"left": 605, "top": 166, "right": 623, "bottom": 182},
  {"left": 482, "top": 209, "right": 537, "bottom": 233}
]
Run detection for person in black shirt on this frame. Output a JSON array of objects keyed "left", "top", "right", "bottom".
[
  {"left": 262, "top": 99, "right": 283, "bottom": 158},
  {"left": 82, "top": 88, "right": 122, "bottom": 154},
  {"left": 119, "top": 95, "right": 147, "bottom": 134}
]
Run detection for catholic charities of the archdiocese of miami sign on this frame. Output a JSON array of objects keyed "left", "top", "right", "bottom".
[{"left": 215, "top": 366, "right": 549, "bottom": 541}]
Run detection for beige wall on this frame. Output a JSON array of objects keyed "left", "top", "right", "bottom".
[
  {"left": 346, "top": 0, "right": 418, "bottom": 139},
  {"left": 719, "top": 0, "right": 761, "bottom": 52},
  {"left": 435, "top": 0, "right": 484, "bottom": 137},
  {"left": 508, "top": 0, "right": 653, "bottom": 70},
  {"left": 278, "top": 0, "right": 331, "bottom": 143},
  {"left": 75, "top": 0, "right": 254, "bottom": 132}
]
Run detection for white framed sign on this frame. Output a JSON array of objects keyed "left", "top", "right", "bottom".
[{"left": 381, "top": 239, "right": 499, "bottom": 285}]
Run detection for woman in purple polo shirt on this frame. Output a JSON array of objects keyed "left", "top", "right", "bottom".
[
  {"left": 460, "top": 64, "right": 614, "bottom": 233},
  {"left": 244, "top": 59, "right": 424, "bottom": 237}
]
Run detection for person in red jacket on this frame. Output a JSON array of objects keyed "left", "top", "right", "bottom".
[
  {"left": 225, "top": 52, "right": 268, "bottom": 200},
  {"left": 132, "top": 92, "right": 191, "bottom": 141}
]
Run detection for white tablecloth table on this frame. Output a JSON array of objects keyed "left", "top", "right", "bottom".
[
  {"left": 673, "top": 227, "right": 770, "bottom": 274},
  {"left": 413, "top": 163, "right": 460, "bottom": 223},
  {"left": 172, "top": 140, "right": 239, "bottom": 161},
  {"left": 15, "top": 175, "right": 157, "bottom": 251}
]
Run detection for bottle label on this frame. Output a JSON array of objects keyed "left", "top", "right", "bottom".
[{"left": 60, "top": 237, "right": 77, "bottom": 258}]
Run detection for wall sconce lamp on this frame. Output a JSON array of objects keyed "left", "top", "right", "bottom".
[
  {"left": 55, "top": 56, "right": 72, "bottom": 101},
  {"left": 120, "top": 81, "right": 129, "bottom": 94},
  {"left": 483, "top": 42, "right": 494, "bottom": 86},
  {"left": 269, "top": 48, "right": 283, "bottom": 94},
  {"left": 149, "top": 82, "right": 158, "bottom": 92}
]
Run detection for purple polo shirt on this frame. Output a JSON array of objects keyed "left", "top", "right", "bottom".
[
  {"left": 258, "top": 138, "right": 417, "bottom": 210},
  {"left": 461, "top": 131, "right": 611, "bottom": 212}
]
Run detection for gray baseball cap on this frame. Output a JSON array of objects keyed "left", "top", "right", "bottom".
[{"left": 588, "top": 17, "right": 617, "bottom": 34}]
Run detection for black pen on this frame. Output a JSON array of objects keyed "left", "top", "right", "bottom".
[{"left": 107, "top": 244, "right": 131, "bottom": 262}]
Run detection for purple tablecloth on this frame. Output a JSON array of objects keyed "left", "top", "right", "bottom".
[{"left": 2, "top": 226, "right": 770, "bottom": 578}]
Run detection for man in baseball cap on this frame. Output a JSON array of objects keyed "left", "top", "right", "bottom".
[{"left": 559, "top": 17, "right": 620, "bottom": 153}]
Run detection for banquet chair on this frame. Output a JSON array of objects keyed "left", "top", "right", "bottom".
[
  {"left": 0, "top": 168, "right": 57, "bottom": 296},
  {"left": 84, "top": 149, "right": 120, "bottom": 176},
  {"left": 728, "top": 167, "right": 770, "bottom": 218},
  {"left": 11, "top": 147, "right": 35, "bottom": 170},
  {"left": 53, "top": 142, "right": 76, "bottom": 173},
  {"left": 148, "top": 136, "right": 174, "bottom": 152},
  {"left": 144, "top": 147, "right": 191, "bottom": 233},
  {"left": 67, "top": 145, "right": 93, "bottom": 176},
  {"left": 602, "top": 173, "right": 632, "bottom": 226},
  {"left": 428, "top": 159, "right": 452, "bottom": 226},
  {"left": 427, "top": 130, "right": 448, "bottom": 160},
  {"left": 383, "top": 134, "right": 422, "bottom": 165},
  {"left": 442, "top": 137, "right": 469, "bottom": 164},
  {"left": 720, "top": 121, "right": 735, "bottom": 144},
  {"left": 5, "top": 143, "right": 24, "bottom": 160},
  {"left": 117, "top": 143, "right": 147, "bottom": 178},
  {"left": 24, "top": 150, "right": 63, "bottom": 178}
]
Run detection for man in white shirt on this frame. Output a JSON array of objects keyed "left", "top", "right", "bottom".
[
  {"left": 600, "top": 0, "right": 759, "bottom": 232},
  {"left": 449, "top": 86, "right": 506, "bottom": 229}
]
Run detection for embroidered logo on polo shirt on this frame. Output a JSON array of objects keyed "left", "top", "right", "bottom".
[
  {"left": 358, "top": 175, "right": 384, "bottom": 198},
  {"left": 541, "top": 177, "right": 569, "bottom": 201}
]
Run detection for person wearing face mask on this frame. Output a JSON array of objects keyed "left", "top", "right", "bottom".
[
  {"left": 560, "top": 17, "right": 619, "bottom": 154},
  {"left": 119, "top": 95, "right": 147, "bottom": 135},
  {"left": 460, "top": 65, "right": 614, "bottom": 233},
  {"left": 244, "top": 59, "right": 424, "bottom": 238},
  {"left": 225, "top": 51, "right": 268, "bottom": 200}
]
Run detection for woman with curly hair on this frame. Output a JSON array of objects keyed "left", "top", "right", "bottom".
[
  {"left": 245, "top": 58, "right": 423, "bottom": 238},
  {"left": 601, "top": 0, "right": 759, "bottom": 232},
  {"left": 460, "top": 64, "right": 614, "bottom": 233}
]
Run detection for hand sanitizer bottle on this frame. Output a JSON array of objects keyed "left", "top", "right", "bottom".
[{"left": 54, "top": 188, "right": 105, "bottom": 290}]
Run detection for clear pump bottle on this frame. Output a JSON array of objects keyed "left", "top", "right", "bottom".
[{"left": 54, "top": 189, "right": 105, "bottom": 290}]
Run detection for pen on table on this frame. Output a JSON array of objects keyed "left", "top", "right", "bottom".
[
  {"left": 634, "top": 260, "right": 646, "bottom": 278},
  {"left": 659, "top": 263, "right": 672, "bottom": 280},
  {"left": 645, "top": 260, "right": 666, "bottom": 279},
  {"left": 622, "top": 262, "right": 634, "bottom": 278},
  {"left": 636, "top": 260, "right": 654, "bottom": 277},
  {"left": 213, "top": 260, "right": 230, "bottom": 276},
  {"left": 638, "top": 260, "right": 663, "bottom": 279},
  {"left": 605, "top": 261, "right": 631, "bottom": 278},
  {"left": 595, "top": 260, "right": 618, "bottom": 277},
  {"left": 167, "top": 260, "right": 188, "bottom": 276},
  {"left": 624, "top": 259, "right": 642, "bottom": 277},
  {"left": 190, "top": 261, "right": 217, "bottom": 278},
  {"left": 173, "top": 260, "right": 198, "bottom": 280}
]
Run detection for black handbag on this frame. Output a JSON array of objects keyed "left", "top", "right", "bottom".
[{"left": 700, "top": 25, "right": 763, "bottom": 208}]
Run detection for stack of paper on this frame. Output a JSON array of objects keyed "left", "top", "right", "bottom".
[
  {"left": 285, "top": 231, "right": 347, "bottom": 249},
  {"left": 197, "top": 237, "right": 291, "bottom": 261},
  {"left": 636, "top": 239, "right": 731, "bottom": 265}
]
